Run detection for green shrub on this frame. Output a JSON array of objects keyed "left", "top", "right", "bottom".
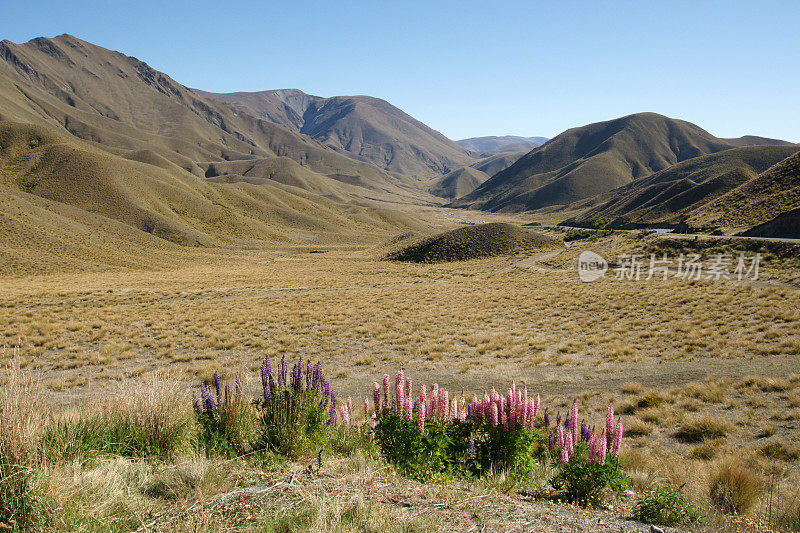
[
  {"left": 549, "top": 445, "right": 628, "bottom": 505},
  {"left": 633, "top": 484, "right": 701, "bottom": 526},
  {"left": 193, "top": 375, "right": 254, "bottom": 458},
  {"left": 675, "top": 415, "right": 730, "bottom": 443}
]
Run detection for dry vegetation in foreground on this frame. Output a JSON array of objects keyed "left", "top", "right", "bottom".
[{"left": 1, "top": 231, "right": 799, "bottom": 531}]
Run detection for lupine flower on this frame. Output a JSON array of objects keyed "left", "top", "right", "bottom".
[
  {"left": 556, "top": 412, "right": 561, "bottom": 428},
  {"left": 346, "top": 396, "right": 353, "bottom": 416},
  {"left": 417, "top": 401, "right": 426, "bottom": 433},
  {"left": 382, "top": 374, "right": 390, "bottom": 408},
  {"left": 405, "top": 397, "right": 413, "bottom": 420},
  {"left": 468, "top": 436, "right": 475, "bottom": 452},
  {"left": 405, "top": 376, "right": 412, "bottom": 399},
  {"left": 613, "top": 419, "right": 623, "bottom": 456},
  {"left": 339, "top": 404, "right": 348, "bottom": 426},
  {"left": 419, "top": 384, "right": 427, "bottom": 417},
  {"left": 570, "top": 400, "right": 579, "bottom": 441},
  {"left": 598, "top": 435, "right": 607, "bottom": 465},
  {"left": 395, "top": 370, "right": 405, "bottom": 408},
  {"left": 440, "top": 389, "right": 449, "bottom": 421},
  {"left": 364, "top": 397, "right": 369, "bottom": 417},
  {"left": 534, "top": 394, "right": 540, "bottom": 418},
  {"left": 329, "top": 391, "right": 337, "bottom": 425},
  {"left": 565, "top": 432, "right": 574, "bottom": 457},
  {"left": 278, "top": 354, "right": 287, "bottom": 386},
  {"left": 192, "top": 393, "right": 202, "bottom": 414},
  {"left": 548, "top": 433, "right": 555, "bottom": 450},
  {"left": 556, "top": 422, "right": 564, "bottom": 449},
  {"left": 306, "top": 361, "right": 312, "bottom": 390},
  {"left": 214, "top": 371, "right": 222, "bottom": 403},
  {"left": 490, "top": 402, "right": 499, "bottom": 428},
  {"left": 544, "top": 407, "right": 550, "bottom": 428},
  {"left": 606, "top": 403, "right": 614, "bottom": 443},
  {"left": 372, "top": 382, "right": 381, "bottom": 416},
  {"left": 459, "top": 397, "right": 467, "bottom": 422},
  {"left": 261, "top": 359, "right": 270, "bottom": 396},
  {"left": 581, "top": 421, "right": 588, "bottom": 442},
  {"left": 431, "top": 383, "right": 439, "bottom": 418},
  {"left": 561, "top": 444, "right": 570, "bottom": 463}
]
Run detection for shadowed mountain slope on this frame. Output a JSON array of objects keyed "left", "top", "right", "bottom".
[
  {"left": 451, "top": 113, "right": 791, "bottom": 212},
  {"left": 427, "top": 166, "right": 489, "bottom": 200},
  {"left": 194, "top": 88, "right": 473, "bottom": 178},
  {"left": 563, "top": 145, "right": 800, "bottom": 229}
]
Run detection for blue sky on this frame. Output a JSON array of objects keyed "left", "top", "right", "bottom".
[{"left": 2, "top": 0, "right": 798, "bottom": 141}]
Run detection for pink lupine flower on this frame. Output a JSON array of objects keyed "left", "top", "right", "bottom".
[
  {"left": 606, "top": 403, "right": 614, "bottom": 444},
  {"left": 526, "top": 399, "right": 535, "bottom": 430},
  {"left": 364, "top": 397, "right": 369, "bottom": 417},
  {"left": 383, "top": 374, "right": 390, "bottom": 408},
  {"left": 490, "top": 402, "right": 499, "bottom": 428},
  {"left": 431, "top": 383, "right": 439, "bottom": 418},
  {"left": 561, "top": 445, "right": 570, "bottom": 463},
  {"left": 565, "top": 432, "right": 574, "bottom": 457},
  {"left": 440, "top": 389, "right": 449, "bottom": 421},
  {"left": 613, "top": 419, "right": 623, "bottom": 456},
  {"left": 556, "top": 422, "right": 564, "bottom": 449},
  {"left": 598, "top": 435, "right": 607, "bottom": 465},
  {"left": 470, "top": 394, "right": 478, "bottom": 419},
  {"left": 451, "top": 398, "right": 457, "bottom": 422},
  {"left": 570, "top": 400, "right": 579, "bottom": 441},
  {"left": 417, "top": 400, "right": 426, "bottom": 433},
  {"left": 346, "top": 396, "right": 353, "bottom": 416},
  {"left": 339, "top": 404, "right": 350, "bottom": 426},
  {"left": 533, "top": 394, "right": 540, "bottom": 418},
  {"left": 405, "top": 376, "right": 412, "bottom": 398},
  {"left": 372, "top": 382, "right": 381, "bottom": 416},
  {"left": 501, "top": 408, "right": 508, "bottom": 430},
  {"left": 420, "top": 384, "right": 427, "bottom": 413},
  {"left": 405, "top": 397, "right": 413, "bottom": 420},
  {"left": 459, "top": 397, "right": 466, "bottom": 422},
  {"left": 395, "top": 370, "right": 405, "bottom": 409},
  {"left": 490, "top": 387, "right": 499, "bottom": 404},
  {"left": 481, "top": 393, "right": 490, "bottom": 419}
]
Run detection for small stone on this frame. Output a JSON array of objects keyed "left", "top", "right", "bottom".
[{"left": 650, "top": 525, "right": 664, "bottom": 533}]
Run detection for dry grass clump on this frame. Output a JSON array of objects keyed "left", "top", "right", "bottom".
[
  {"left": 684, "top": 380, "right": 729, "bottom": 403},
  {"left": 759, "top": 441, "right": 800, "bottom": 462},
  {"left": 708, "top": 456, "right": 764, "bottom": 515},
  {"left": 624, "top": 417, "right": 654, "bottom": 437},
  {"left": 675, "top": 414, "right": 731, "bottom": 443}
]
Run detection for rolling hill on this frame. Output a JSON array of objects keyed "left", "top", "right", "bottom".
[
  {"left": 562, "top": 145, "right": 800, "bottom": 229},
  {"left": 451, "top": 113, "right": 792, "bottom": 212},
  {"left": 194, "top": 88, "right": 474, "bottom": 178},
  {"left": 456, "top": 135, "right": 548, "bottom": 153}
]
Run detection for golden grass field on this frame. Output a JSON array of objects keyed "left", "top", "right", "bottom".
[{"left": 2, "top": 210, "right": 800, "bottom": 531}]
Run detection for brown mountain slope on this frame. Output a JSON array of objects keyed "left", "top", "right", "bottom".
[
  {"left": 451, "top": 113, "right": 791, "bottom": 212},
  {"left": 563, "top": 145, "right": 800, "bottom": 229},
  {"left": 194, "top": 88, "right": 474, "bottom": 178},
  {"left": 0, "top": 35, "right": 427, "bottom": 204},
  {"left": 427, "top": 166, "right": 489, "bottom": 200},
  {"left": 468, "top": 151, "right": 526, "bottom": 176},
  {"left": 686, "top": 151, "right": 800, "bottom": 233}
]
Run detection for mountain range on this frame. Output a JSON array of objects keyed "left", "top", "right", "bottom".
[{"left": 1, "top": 33, "right": 798, "bottom": 274}]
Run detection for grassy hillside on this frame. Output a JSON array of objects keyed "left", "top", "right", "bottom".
[
  {"left": 468, "top": 150, "right": 526, "bottom": 176},
  {"left": 427, "top": 166, "right": 489, "bottom": 200},
  {"left": 0, "top": 121, "right": 425, "bottom": 274},
  {"left": 451, "top": 113, "right": 792, "bottom": 212},
  {"left": 385, "top": 223, "right": 556, "bottom": 262},
  {"left": 195, "top": 88, "right": 474, "bottom": 178},
  {"left": 687, "top": 151, "right": 800, "bottom": 233},
  {"left": 563, "top": 145, "right": 800, "bottom": 229}
]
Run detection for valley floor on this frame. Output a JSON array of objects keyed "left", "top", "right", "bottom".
[{"left": 2, "top": 221, "right": 799, "bottom": 531}]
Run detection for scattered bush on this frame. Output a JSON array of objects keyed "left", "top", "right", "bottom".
[
  {"left": 193, "top": 372, "right": 254, "bottom": 457},
  {"left": 709, "top": 457, "right": 764, "bottom": 515},
  {"left": 633, "top": 484, "right": 701, "bottom": 526},
  {"left": 675, "top": 415, "right": 730, "bottom": 443}
]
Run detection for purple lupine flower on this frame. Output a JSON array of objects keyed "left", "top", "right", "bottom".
[
  {"left": 468, "top": 435, "right": 475, "bottom": 452},
  {"left": 564, "top": 415, "right": 570, "bottom": 431},
  {"left": 328, "top": 391, "right": 337, "bottom": 425},
  {"left": 556, "top": 412, "right": 561, "bottom": 429},
  {"left": 278, "top": 354, "right": 287, "bottom": 386},
  {"left": 306, "top": 361, "right": 312, "bottom": 390},
  {"left": 261, "top": 358, "right": 269, "bottom": 393},
  {"left": 544, "top": 407, "right": 550, "bottom": 428},
  {"left": 192, "top": 393, "right": 202, "bottom": 414},
  {"left": 613, "top": 419, "right": 623, "bottom": 456},
  {"left": 548, "top": 433, "right": 555, "bottom": 451},
  {"left": 213, "top": 371, "right": 222, "bottom": 404},
  {"left": 581, "top": 421, "right": 588, "bottom": 442},
  {"left": 224, "top": 383, "right": 230, "bottom": 405},
  {"left": 203, "top": 388, "right": 216, "bottom": 414},
  {"left": 235, "top": 377, "right": 242, "bottom": 400}
]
